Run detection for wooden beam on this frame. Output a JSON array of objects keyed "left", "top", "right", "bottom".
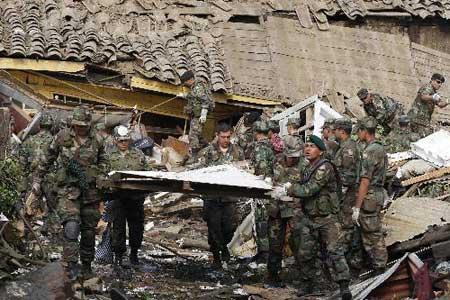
[{"left": 0, "top": 58, "right": 85, "bottom": 73}]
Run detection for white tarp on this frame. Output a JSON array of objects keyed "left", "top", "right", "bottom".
[
  {"left": 109, "top": 164, "right": 273, "bottom": 190},
  {"left": 411, "top": 129, "right": 450, "bottom": 167}
]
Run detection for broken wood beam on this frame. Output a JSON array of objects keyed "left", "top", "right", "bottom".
[{"left": 401, "top": 166, "right": 450, "bottom": 187}]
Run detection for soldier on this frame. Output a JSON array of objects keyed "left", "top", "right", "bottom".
[
  {"left": 32, "top": 106, "right": 106, "bottom": 279},
  {"left": 193, "top": 123, "right": 244, "bottom": 267},
  {"left": 333, "top": 118, "right": 361, "bottom": 264},
  {"left": 267, "top": 139, "right": 302, "bottom": 286},
  {"left": 268, "top": 120, "right": 284, "bottom": 155},
  {"left": 407, "top": 73, "right": 449, "bottom": 137},
  {"left": 105, "top": 125, "right": 148, "bottom": 267},
  {"left": 322, "top": 118, "right": 338, "bottom": 159},
  {"left": 283, "top": 117, "right": 303, "bottom": 147},
  {"left": 274, "top": 135, "right": 351, "bottom": 299},
  {"left": 94, "top": 122, "right": 115, "bottom": 154},
  {"left": 352, "top": 117, "right": 388, "bottom": 274},
  {"left": 251, "top": 121, "right": 275, "bottom": 263},
  {"left": 383, "top": 115, "right": 420, "bottom": 154},
  {"left": 357, "top": 88, "right": 404, "bottom": 135},
  {"left": 236, "top": 111, "right": 259, "bottom": 159},
  {"left": 180, "top": 70, "right": 214, "bottom": 156}
]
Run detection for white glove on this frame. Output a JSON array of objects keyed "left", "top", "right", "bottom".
[
  {"left": 264, "top": 177, "right": 273, "bottom": 185},
  {"left": 352, "top": 207, "right": 360, "bottom": 227},
  {"left": 432, "top": 93, "right": 441, "bottom": 103},
  {"left": 199, "top": 108, "right": 208, "bottom": 123},
  {"left": 283, "top": 182, "right": 292, "bottom": 190}
]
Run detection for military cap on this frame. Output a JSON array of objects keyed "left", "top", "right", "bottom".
[
  {"left": 180, "top": 70, "right": 195, "bottom": 83},
  {"left": 334, "top": 118, "right": 352, "bottom": 130},
  {"left": 287, "top": 117, "right": 300, "bottom": 127},
  {"left": 286, "top": 148, "right": 301, "bottom": 158},
  {"left": 398, "top": 115, "right": 410, "bottom": 124},
  {"left": 113, "top": 125, "right": 131, "bottom": 140},
  {"left": 357, "top": 88, "right": 369, "bottom": 100},
  {"left": 323, "top": 118, "right": 335, "bottom": 129},
  {"left": 253, "top": 120, "right": 269, "bottom": 133},
  {"left": 357, "top": 116, "right": 377, "bottom": 130},
  {"left": 71, "top": 106, "right": 92, "bottom": 126},
  {"left": 268, "top": 120, "right": 280, "bottom": 131},
  {"left": 40, "top": 112, "right": 53, "bottom": 128},
  {"left": 307, "top": 135, "right": 327, "bottom": 151}
]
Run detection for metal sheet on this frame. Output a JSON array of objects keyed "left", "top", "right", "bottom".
[{"left": 384, "top": 197, "right": 450, "bottom": 246}]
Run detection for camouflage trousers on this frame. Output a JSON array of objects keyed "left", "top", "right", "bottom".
[
  {"left": 203, "top": 198, "right": 238, "bottom": 261},
  {"left": 268, "top": 215, "right": 290, "bottom": 277},
  {"left": 188, "top": 117, "right": 204, "bottom": 152},
  {"left": 254, "top": 199, "right": 269, "bottom": 253},
  {"left": 111, "top": 191, "right": 145, "bottom": 255},
  {"left": 56, "top": 185, "right": 101, "bottom": 264},
  {"left": 340, "top": 186, "right": 363, "bottom": 268},
  {"left": 358, "top": 188, "right": 388, "bottom": 270},
  {"left": 289, "top": 213, "right": 350, "bottom": 283},
  {"left": 42, "top": 173, "right": 60, "bottom": 236}
]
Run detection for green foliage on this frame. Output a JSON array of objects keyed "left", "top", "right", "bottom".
[{"left": 0, "top": 158, "right": 23, "bottom": 214}]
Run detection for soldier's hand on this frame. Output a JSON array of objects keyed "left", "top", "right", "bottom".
[
  {"left": 352, "top": 207, "right": 360, "bottom": 227},
  {"left": 432, "top": 93, "right": 441, "bottom": 103},
  {"left": 199, "top": 108, "right": 208, "bottom": 124}
]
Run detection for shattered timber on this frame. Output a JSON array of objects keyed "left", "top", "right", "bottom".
[{"left": 3, "top": 0, "right": 450, "bottom": 299}]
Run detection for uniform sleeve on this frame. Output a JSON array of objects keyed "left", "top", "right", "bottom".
[
  {"left": 419, "top": 84, "right": 434, "bottom": 97},
  {"left": 360, "top": 147, "right": 375, "bottom": 180},
  {"left": 373, "top": 96, "right": 389, "bottom": 123},
  {"left": 254, "top": 147, "right": 274, "bottom": 177},
  {"left": 36, "top": 133, "right": 60, "bottom": 179},
  {"left": 289, "top": 164, "right": 330, "bottom": 198},
  {"left": 194, "top": 83, "right": 214, "bottom": 111}
]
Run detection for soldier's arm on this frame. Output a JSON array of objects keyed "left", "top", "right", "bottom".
[
  {"left": 355, "top": 148, "right": 375, "bottom": 207},
  {"left": 35, "top": 134, "right": 60, "bottom": 180},
  {"left": 355, "top": 178, "right": 370, "bottom": 209},
  {"left": 288, "top": 165, "right": 329, "bottom": 198},
  {"left": 418, "top": 85, "right": 436, "bottom": 103}
]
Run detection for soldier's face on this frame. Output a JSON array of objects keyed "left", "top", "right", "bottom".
[
  {"left": 287, "top": 125, "right": 295, "bottom": 134},
  {"left": 432, "top": 79, "right": 443, "bottom": 90},
  {"left": 322, "top": 127, "right": 331, "bottom": 138},
  {"left": 73, "top": 124, "right": 90, "bottom": 137},
  {"left": 361, "top": 94, "right": 372, "bottom": 104},
  {"left": 217, "top": 130, "right": 231, "bottom": 148},
  {"left": 304, "top": 143, "right": 322, "bottom": 161},
  {"left": 334, "top": 128, "right": 344, "bottom": 141},
  {"left": 357, "top": 129, "right": 367, "bottom": 141},
  {"left": 184, "top": 78, "right": 195, "bottom": 87},
  {"left": 115, "top": 139, "right": 130, "bottom": 151}
]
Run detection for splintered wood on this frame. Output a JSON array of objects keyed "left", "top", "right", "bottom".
[{"left": 401, "top": 166, "right": 450, "bottom": 187}]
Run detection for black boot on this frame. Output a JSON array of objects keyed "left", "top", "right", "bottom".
[
  {"left": 130, "top": 248, "right": 139, "bottom": 266},
  {"left": 212, "top": 251, "right": 222, "bottom": 269},
  {"left": 267, "top": 272, "right": 285, "bottom": 288},
  {"left": 339, "top": 281, "right": 352, "bottom": 300},
  {"left": 81, "top": 262, "right": 94, "bottom": 280},
  {"left": 221, "top": 248, "right": 230, "bottom": 263}
]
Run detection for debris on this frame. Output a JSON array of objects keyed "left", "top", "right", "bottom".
[
  {"left": 412, "top": 130, "right": 450, "bottom": 167},
  {"left": 178, "top": 237, "right": 209, "bottom": 250},
  {"left": 83, "top": 277, "right": 104, "bottom": 293},
  {"left": 228, "top": 207, "right": 257, "bottom": 258},
  {"left": 401, "top": 165, "right": 450, "bottom": 187}
]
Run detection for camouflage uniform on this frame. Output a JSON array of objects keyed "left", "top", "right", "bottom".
[
  {"left": 195, "top": 141, "right": 244, "bottom": 264},
  {"left": 358, "top": 140, "right": 388, "bottom": 270},
  {"left": 333, "top": 121, "right": 361, "bottom": 265},
  {"left": 236, "top": 126, "right": 254, "bottom": 159},
  {"left": 407, "top": 83, "right": 438, "bottom": 137},
  {"left": 106, "top": 141, "right": 148, "bottom": 263},
  {"left": 251, "top": 122, "right": 275, "bottom": 256},
  {"left": 268, "top": 153, "right": 301, "bottom": 280},
  {"left": 383, "top": 127, "right": 420, "bottom": 154},
  {"left": 362, "top": 93, "right": 403, "bottom": 135},
  {"left": 287, "top": 158, "right": 350, "bottom": 287},
  {"left": 185, "top": 81, "right": 214, "bottom": 152},
  {"left": 283, "top": 118, "right": 304, "bottom": 150},
  {"left": 37, "top": 107, "right": 105, "bottom": 275}
]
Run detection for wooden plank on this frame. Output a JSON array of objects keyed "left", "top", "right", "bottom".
[{"left": 401, "top": 167, "right": 450, "bottom": 187}]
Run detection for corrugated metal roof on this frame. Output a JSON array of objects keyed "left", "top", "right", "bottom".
[{"left": 384, "top": 196, "right": 450, "bottom": 246}]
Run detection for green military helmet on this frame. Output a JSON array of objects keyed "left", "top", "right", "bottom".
[
  {"left": 268, "top": 120, "right": 280, "bottom": 132},
  {"left": 253, "top": 120, "right": 269, "bottom": 133},
  {"left": 307, "top": 135, "right": 327, "bottom": 151},
  {"left": 113, "top": 125, "right": 131, "bottom": 140},
  {"left": 287, "top": 117, "right": 300, "bottom": 127},
  {"left": 357, "top": 88, "right": 369, "bottom": 100},
  {"left": 40, "top": 112, "right": 54, "bottom": 128},
  {"left": 334, "top": 118, "right": 353, "bottom": 130},
  {"left": 71, "top": 106, "right": 92, "bottom": 126}
]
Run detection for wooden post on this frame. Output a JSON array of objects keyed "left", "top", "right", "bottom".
[{"left": 0, "top": 107, "right": 11, "bottom": 159}]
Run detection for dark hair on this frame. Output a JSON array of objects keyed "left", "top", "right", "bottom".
[
  {"left": 180, "top": 70, "right": 195, "bottom": 83},
  {"left": 366, "top": 127, "right": 376, "bottom": 135},
  {"left": 270, "top": 126, "right": 280, "bottom": 134},
  {"left": 431, "top": 73, "right": 445, "bottom": 83},
  {"left": 244, "top": 111, "right": 260, "bottom": 124},
  {"left": 216, "top": 122, "right": 232, "bottom": 133}
]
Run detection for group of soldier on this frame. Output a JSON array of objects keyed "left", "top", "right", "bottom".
[{"left": 15, "top": 70, "right": 447, "bottom": 299}]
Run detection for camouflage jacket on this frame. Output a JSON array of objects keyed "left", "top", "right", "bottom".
[
  {"left": 288, "top": 159, "right": 340, "bottom": 217},
  {"left": 251, "top": 138, "right": 275, "bottom": 178},
  {"left": 38, "top": 128, "right": 106, "bottom": 187},
  {"left": 105, "top": 146, "right": 148, "bottom": 172},
  {"left": 185, "top": 81, "right": 214, "bottom": 118},
  {"left": 192, "top": 141, "right": 244, "bottom": 168},
  {"left": 282, "top": 133, "right": 304, "bottom": 149},
  {"left": 363, "top": 93, "right": 401, "bottom": 127},
  {"left": 324, "top": 138, "right": 339, "bottom": 160},
  {"left": 333, "top": 138, "right": 360, "bottom": 187},
  {"left": 407, "top": 83, "right": 437, "bottom": 126},
  {"left": 360, "top": 140, "right": 387, "bottom": 189},
  {"left": 383, "top": 128, "right": 420, "bottom": 154},
  {"left": 20, "top": 129, "right": 53, "bottom": 173},
  {"left": 236, "top": 126, "right": 254, "bottom": 159},
  {"left": 270, "top": 160, "right": 302, "bottom": 218}
]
